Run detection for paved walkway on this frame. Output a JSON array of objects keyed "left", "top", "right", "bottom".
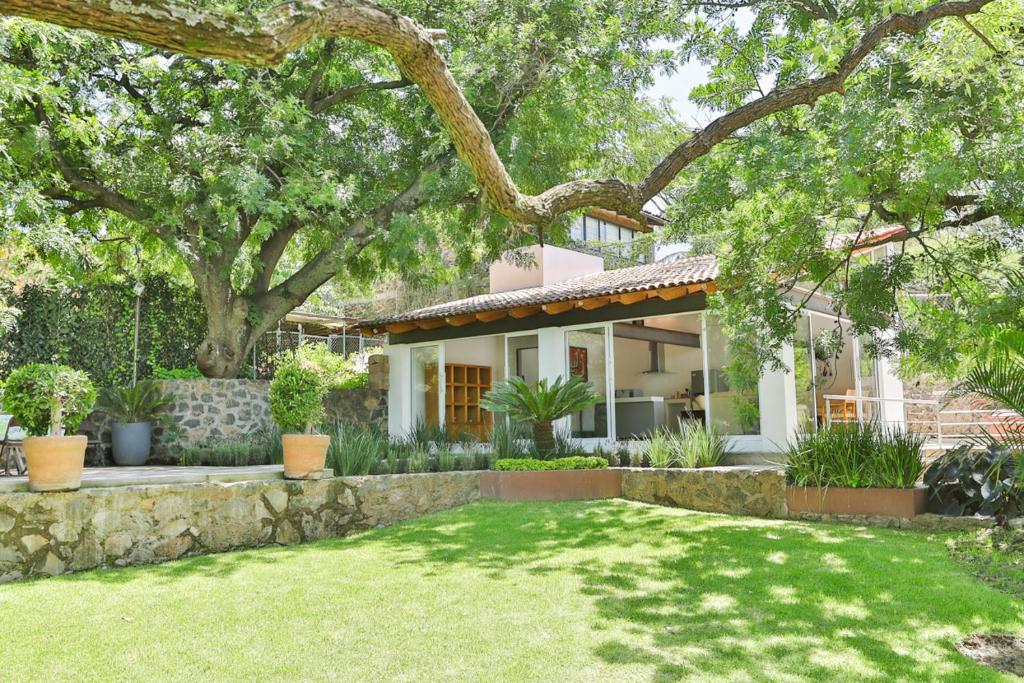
[{"left": 0, "top": 465, "right": 296, "bottom": 493}]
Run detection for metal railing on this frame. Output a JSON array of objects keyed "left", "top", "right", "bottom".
[{"left": 821, "top": 393, "right": 1019, "bottom": 451}]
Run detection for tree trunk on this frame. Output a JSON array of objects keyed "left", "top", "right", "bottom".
[
  {"left": 532, "top": 421, "right": 556, "bottom": 459},
  {"left": 195, "top": 284, "right": 253, "bottom": 379}
]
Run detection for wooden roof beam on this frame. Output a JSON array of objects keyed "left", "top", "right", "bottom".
[
  {"left": 578, "top": 296, "right": 611, "bottom": 310},
  {"left": 385, "top": 321, "right": 419, "bottom": 334},
  {"left": 417, "top": 318, "right": 447, "bottom": 330},
  {"left": 542, "top": 300, "right": 576, "bottom": 315},
  {"left": 476, "top": 309, "right": 508, "bottom": 323},
  {"left": 445, "top": 313, "right": 478, "bottom": 327},
  {"left": 656, "top": 285, "right": 691, "bottom": 301},
  {"left": 509, "top": 305, "right": 542, "bottom": 319},
  {"left": 617, "top": 290, "right": 653, "bottom": 305}
]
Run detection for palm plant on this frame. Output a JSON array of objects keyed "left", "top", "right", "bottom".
[
  {"left": 480, "top": 375, "right": 599, "bottom": 458},
  {"left": 949, "top": 327, "right": 1024, "bottom": 450},
  {"left": 95, "top": 379, "right": 173, "bottom": 423}
]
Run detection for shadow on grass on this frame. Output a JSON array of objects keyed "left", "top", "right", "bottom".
[{"left": 375, "top": 500, "right": 1024, "bottom": 681}]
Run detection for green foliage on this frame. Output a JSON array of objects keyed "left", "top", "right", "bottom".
[
  {"left": 95, "top": 379, "right": 173, "bottom": 423},
  {"left": 493, "top": 456, "right": 607, "bottom": 471},
  {"left": 482, "top": 375, "right": 599, "bottom": 458},
  {"left": 488, "top": 419, "right": 529, "bottom": 459},
  {"left": 786, "top": 423, "right": 925, "bottom": 489},
  {"left": 0, "top": 363, "right": 96, "bottom": 436},
  {"left": 152, "top": 366, "right": 203, "bottom": 380},
  {"left": 177, "top": 424, "right": 283, "bottom": 466},
  {"left": 924, "top": 445, "right": 1023, "bottom": 517},
  {"left": 0, "top": 277, "right": 205, "bottom": 387},
  {"left": 643, "top": 421, "right": 728, "bottom": 468},
  {"left": 663, "top": 1, "right": 1024, "bottom": 383},
  {"left": 269, "top": 365, "right": 325, "bottom": 434},
  {"left": 949, "top": 327, "right": 1024, "bottom": 449},
  {"left": 272, "top": 344, "right": 367, "bottom": 392},
  {"left": 325, "top": 422, "right": 388, "bottom": 476}
]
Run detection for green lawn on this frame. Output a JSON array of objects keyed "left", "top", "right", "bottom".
[{"left": 1, "top": 500, "right": 1022, "bottom": 681}]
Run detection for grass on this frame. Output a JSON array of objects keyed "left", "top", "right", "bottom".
[
  {"left": 1, "top": 500, "right": 1022, "bottom": 681},
  {"left": 949, "top": 527, "right": 1024, "bottom": 601}
]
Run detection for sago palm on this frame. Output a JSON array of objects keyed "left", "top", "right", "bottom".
[{"left": 481, "top": 375, "right": 599, "bottom": 458}]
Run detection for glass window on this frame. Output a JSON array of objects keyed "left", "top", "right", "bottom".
[
  {"left": 506, "top": 335, "right": 539, "bottom": 384},
  {"left": 570, "top": 217, "right": 584, "bottom": 242},
  {"left": 566, "top": 327, "right": 608, "bottom": 438},
  {"left": 411, "top": 346, "right": 440, "bottom": 429},
  {"left": 705, "top": 316, "right": 760, "bottom": 435},
  {"left": 793, "top": 315, "right": 817, "bottom": 432}
]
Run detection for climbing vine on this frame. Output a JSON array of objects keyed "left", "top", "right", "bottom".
[{"left": 0, "top": 276, "right": 206, "bottom": 387}]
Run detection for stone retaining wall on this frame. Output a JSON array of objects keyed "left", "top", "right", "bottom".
[
  {"left": 0, "top": 472, "right": 479, "bottom": 582},
  {"left": 621, "top": 467, "right": 788, "bottom": 518}
]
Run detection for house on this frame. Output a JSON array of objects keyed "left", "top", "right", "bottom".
[{"left": 358, "top": 214, "right": 908, "bottom": 459}]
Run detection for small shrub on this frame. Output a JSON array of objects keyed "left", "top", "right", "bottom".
[
  {"left": 645, "top": 429, "right": 676, "bottom": 468},
  {"left": 494, "top": 458, "right": 553, "bottom": 471},
  {"left": 326, "top": 422, "right": 386, "bottom": 476},
  {"left": 493, "top": 456, "right": 608, "bottom": 471},
  {"left": 269, "top": 364, "right": 325, "bottom": 433},
  {"left": 924, "top": 445, "right": 1023, "bottom": 516},
  {"left": 408, "top": 450, "right": 430, "bottom": 473},
  {"left": 677, "top": 421, "right": 727, "bottom": 468},
  {"left": 489, "top": 419, "right": 528, "bottom": 459},
  {"left": 551, "top": 456, "right": 608, "bottom": 470},
  {"left": 1, "top": 363, "right": 97, "bottom": 436},
  {"left": 436, "top": 449, "right": 457, "bottom": 472},
  {"left": 177, "top": 427, "right": 281, "bottom": 466},
  {"left": 151, "top": 365, "right": 203, "bottom": 380},
  {"left": 786, "top": 423, "right": 925, "bottom": 489},
  {"left": 272, "top": 344, "right": 366, "bottom": 391}
]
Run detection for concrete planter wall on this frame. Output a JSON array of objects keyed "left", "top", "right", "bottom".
[
  {"left": 479, "top": 469, "right": 622, "bottom": 501},
  {"left": 786, "top": 485, "right": 928, "bottom": 518}
]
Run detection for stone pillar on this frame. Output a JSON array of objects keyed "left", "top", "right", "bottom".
[{"left": 758, "top": 341, "right": 799, "bottom": 453}]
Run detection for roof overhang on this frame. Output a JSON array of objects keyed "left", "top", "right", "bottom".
[{"left": 358, "top": 280, "right": 715, "bottom": 336}]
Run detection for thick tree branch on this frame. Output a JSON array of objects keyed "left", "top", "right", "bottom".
[
  {"left": 0, "top": 0, "right": 994, "bottom": 227},
  {"left": 252, "top": 219, "right": 302, "bottom": 293}
]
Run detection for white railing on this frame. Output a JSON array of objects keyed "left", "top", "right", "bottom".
[{"left": 821, "top": 394, "right": 1020, "bottom": 450}]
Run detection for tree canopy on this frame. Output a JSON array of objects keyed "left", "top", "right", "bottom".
[{"left": 0, "top": 0, "right": 1018, "bottom": 381}]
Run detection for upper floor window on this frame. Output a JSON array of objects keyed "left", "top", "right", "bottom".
[{"left": 570, "top": 215, "right": 646, "bottom": 263}]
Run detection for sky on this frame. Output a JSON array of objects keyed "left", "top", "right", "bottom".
[{"left": 644, "top": 9, "right": 757, "bottom": 127}]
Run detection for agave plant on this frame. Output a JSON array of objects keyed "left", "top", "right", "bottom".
[
  {"left": 95, "top": 379, "right": 173, "bottom": 424},
  {"left": 480, "top": 375, "right": 599, "bottom": 458}
]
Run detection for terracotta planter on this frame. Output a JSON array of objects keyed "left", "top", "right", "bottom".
[
  {"left": 282, "top": 434, "right": 330, "bottom": 479},
  {"left": 480, "top": 469, "right": 622, "bottom": 501},
  {"left": 23, "top": 435, "right": 88, "bottom": 492},
  {"left": 786, "top": 485, "right": 927, "bottom": 518}
]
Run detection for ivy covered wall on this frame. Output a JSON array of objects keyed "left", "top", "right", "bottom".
[{"left": 0, "top": 276, "right": 206, "bottom": 387}]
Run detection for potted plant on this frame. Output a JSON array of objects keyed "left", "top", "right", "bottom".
[
  {"left": 95, "top": 380, "right": 174, "bottom": 466},
  {"left": 0, "top": 363, "right": 97, "bottom": 491},
  {"left": 270, "top": 364, "right": 328, "bottom": 479}
]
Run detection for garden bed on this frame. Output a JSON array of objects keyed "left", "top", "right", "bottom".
[
  {"left": 786, "top": 485, "right": 928, "bottom": 518},
  {"left": 479, "top": 469, "right": 622, "bottom": 501}
]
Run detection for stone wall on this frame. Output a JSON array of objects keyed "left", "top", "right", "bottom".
[
  {"left": 0, "top": 471, "right": 479, "bottom": 582},
  {"left": 621, "top": 467, "right": 788, "bottom": 518},
  {"left": 324, "top": 388, "right": 387, "bottom": 431}
]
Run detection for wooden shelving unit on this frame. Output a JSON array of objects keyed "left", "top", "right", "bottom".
[{"left": 445, "top": 363, "right": 493, "bottom": 441}]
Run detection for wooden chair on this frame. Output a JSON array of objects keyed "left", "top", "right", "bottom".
[
  {"left": 821, "top": 389, "right": 859, "bottom": 424},
  {"left": 1, "top": 416, "right": 26, "bottom": 477}
]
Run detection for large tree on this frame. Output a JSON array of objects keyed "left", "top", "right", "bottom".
[
  {"left": 0, "top": 0, "right": 675, "bottom": 376},
  {"left": 663, "top": 0, "right": 1024, "bottom": 379},
  {"left": 0, "top": 0, "right": 1007, "bottom": 379}
]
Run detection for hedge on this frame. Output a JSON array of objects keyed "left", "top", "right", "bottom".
[
  {"left": 494, "top": 456, "right": 609, "bottom": 471},
  {"left": 0, "top": 276, "right": 206, "bottom": 387}
]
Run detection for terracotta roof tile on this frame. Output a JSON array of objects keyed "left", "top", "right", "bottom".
[{"left": 359, "top": 255, "right": 718, "bottom": 327}]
